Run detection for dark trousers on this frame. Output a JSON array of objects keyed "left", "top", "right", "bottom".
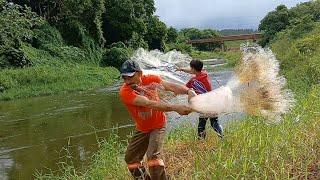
[
  {"left": 125, "top": 127, "right": 167, "bottom": 180},
  {"left": 198, "top": 116, "right": 222, "bottom": 139}
]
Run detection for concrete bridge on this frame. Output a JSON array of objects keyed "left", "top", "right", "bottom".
[{"left": 187, "top": 33, "right": 263, "bottom": 51}]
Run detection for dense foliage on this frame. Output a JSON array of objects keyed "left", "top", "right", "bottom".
[
  {"left": 257, "top": 0, "right": 320, "bottom": 91},
  {"left": 0, "top": 0, "right": 260, "bottom": 70},
  {"left": 0, "top": 0, "right": 169, "bottom": 70},
  {"left": 0, "top": 2, "right": 43, "bottom": 68},
  {"left": 101, "top": 42, "right": 130, "bottom": 69},
  {"left": 29, "top": 1, "right": 320, "bottom": 179},
  {"left": 259, "top": 1, "right": 320, "bottom": 46},
  {"left": 166, "top": 28, "right": 222, "bottom": 52}
]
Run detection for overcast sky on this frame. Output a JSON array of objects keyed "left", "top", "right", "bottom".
[{"left": 154, "top": 0, "right": 309, "bottom": 30}]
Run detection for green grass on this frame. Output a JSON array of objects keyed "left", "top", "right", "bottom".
[
  {"left": 33, "top": 24, "right": 320, "bottom": 179},
  {"left": 35, "top": 85, "right": 319, "bottom": 179},
  {"left": 0, "top": 44, "right": 119, "bottom": 101},
  {"left": 0, "top": 64, "right": 119, "bottom": 100},
  {"left": 35, "top": 136, "right": 131, "bottom": 180},
  {"left": 164, "top": 85, "right": 319, "bottom": 179}
]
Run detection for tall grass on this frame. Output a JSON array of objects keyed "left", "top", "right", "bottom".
[
  {"left": 164, "top": 85, "right": 319, "bottom": 179},
  {"left": 0, "top": 45, "right": 119, "bottom": 101},
  {"left": 37, "top": 84, "right": 318, "bottom": 179},
  {"left": 35, "top": 136, "right": 130, "bottom": 180},
  {"left": 0, "top": 64, "right": 119, "bottom": 100},
  {"left": 33, "top": 24, "right": 320, "bottom": 180}
]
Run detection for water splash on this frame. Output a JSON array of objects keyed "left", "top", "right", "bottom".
[
  {"left": 130, "top": 46, "right": 295, "bottom": 122},
  {"left": 131, "top": 48, "right": 191, "bottom": 84},
  {"left": 190, "top": 45, "right": 295, "bottom": 122}
]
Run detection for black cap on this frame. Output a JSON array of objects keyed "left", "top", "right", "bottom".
[{"left": 120, "top": 60, "right": 141, "bottom": 76}]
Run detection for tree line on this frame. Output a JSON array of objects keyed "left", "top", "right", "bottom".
[
  {"left": 258, "top": 0, "right": 320, "bottom": 46},
  {"left": 1, "top": 0, "right": 262, "bottom": 70},
  {"left": 3, "top": 0, "right": 317, "bottom": 70}
]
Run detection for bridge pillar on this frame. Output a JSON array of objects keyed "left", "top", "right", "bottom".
[{"left": 221, "top": 41, "right": 225, "bottom": 51}]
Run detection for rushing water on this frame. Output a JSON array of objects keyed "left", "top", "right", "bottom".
[{"left": 190, "top": 46, "right": 295, "bottom": 122}]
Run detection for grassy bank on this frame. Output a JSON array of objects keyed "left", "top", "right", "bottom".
[
  {"left": 35, "top": 24, "right": 320, "bottom": 179},
  {"left": 163, "top": 86, "right": 319, "bottom": 179},
  {"left": 35, "top": 85, "right": 319, "bottom": 179},
  {"left": 0, "top": 45, "right": 119, "bottom": 101},
  {"left": 0, "top": 64, "right": 119, "bottom": 101}
]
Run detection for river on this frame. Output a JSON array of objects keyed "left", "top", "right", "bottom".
[{"left": 0, "top": 70, "right": 239, "bottom": 179}]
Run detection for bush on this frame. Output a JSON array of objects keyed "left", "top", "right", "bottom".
[
  {"left": 287, "top": 15, "right": 316, "bottom": 39},
  {"left": 128, "top": 32, "right": 148, "bottom": 50},
  {"left": 0, "top": 53, "right": 10, "bottom": 68},
  {"left": 271, "top": 23, "right": 320, "bottom": 92},
  {"left": 109, "top": 42, "right": 127, "bottom": 49},
  {"left": 295, "top": 33, "right": 320, "bottom": 55},
  {"left": 166, "top": 43, "right": 194, "bottom": 54},
  {"left": 32, "top": 23, "right": 64, "bottom": 48},
  {"left": 0, "top": 48, "right": 32, "bottom": 68},
  {"left": 31, "top": 23, "right": 102, "bottom": 65},
  {"left": 0, "top": 1, "right": 43, "bottom": 68},
  {"left": 100, "top": 47, "right": 130, "bottom": 69}
]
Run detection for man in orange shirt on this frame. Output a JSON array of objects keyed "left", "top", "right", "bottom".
[{"left": 119, "top": 60, "right": 195, "bottom": 179}]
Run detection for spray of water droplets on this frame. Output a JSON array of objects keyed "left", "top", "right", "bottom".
[
  {"left": 131, "top": 48, "right": 191, "bottom": 84},
  {"left": 190, "top": 45, "right": 295, "bottom": 122},
  {"left": 130, "top": 46, "right": 295, "bottom": 122}
]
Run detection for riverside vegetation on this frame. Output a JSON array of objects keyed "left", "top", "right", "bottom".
[
  {"left": 0, "top": 0, "right": 242, "bottom": 101},
  {"left": 35, "top": 1, "right": 319, "bottom": 179},
  {"left": 1, "top": 0, "right": 318, "bottom": 179}
]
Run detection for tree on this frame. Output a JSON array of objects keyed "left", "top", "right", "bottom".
[
  {"left": 219, "top": 29, "right": 258, "bottom": 36},
  {"left": 100, "top": 43, "right": 130, "bottom": 69},
  {"left": 201, "top": 29, "right": 219, "bottom": 38},
  {"left": 166, "top": 27, "right": 178, "bottom": 43},
  {"left": 290, "top": 1, "right": 320, "bottom": 23},
  {"left": 258, "top": 5, "right": 290, "bottom": 46},
  {"left": 180, "top": 28, "right": 203, "bottom": 40},
  {"left": 128, "top": 32, "right": 149, "bottom": 49},
  {"left": 55, "top": 0, "right": 106, "bottom": 47},
  {"left": 144, "top": 16, "right": 167, "bottom": 50},
  {"left": 143, "top": 0, "right": 156, "bottom": 16},
  {"left": 0, "top": 2, "right": 43, "bottom": 68},
  {"left": 178, "top": 28, "right": 220, "bottom": 51},
  {"left": 103, "top": 0, "right": 147, "bottom": 45},
  {"left": 12, "top": 0, "right": 106, "bottom": 48}
]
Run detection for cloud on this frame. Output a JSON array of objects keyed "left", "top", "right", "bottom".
[{"left": 154, "top": 0, "right": 309, "bottom": 29}]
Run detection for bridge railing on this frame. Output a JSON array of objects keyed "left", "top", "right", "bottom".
[{"left": 187, "top": 33, "right": 263, "bottom": 44}]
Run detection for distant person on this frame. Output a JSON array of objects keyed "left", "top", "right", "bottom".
[
  {"left": 119, "top": 59, "right": 195, "bottom": 179},
  {"left": 177, "top": 59, "right": 223, "bottom": 139}
]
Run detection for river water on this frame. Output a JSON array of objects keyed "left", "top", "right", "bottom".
[{"left": 0, "top": 70, "right": 239, "bottom": 179}]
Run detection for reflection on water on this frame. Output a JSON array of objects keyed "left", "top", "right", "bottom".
[
  {"left": 0, "top": 70, "right": 242, "bottom": 179},
  {"left": 0, "top": 91, "right": 132, "bottom": 179}
]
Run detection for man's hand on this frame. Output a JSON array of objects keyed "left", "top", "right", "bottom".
[
  {"left": 187, "top": 89, "right": 197, "bottom": 102},
  {"left": 161, "top": 80, "right": 189, "bottom": 95},
  {"left": 173, "top": 104, "right": 193, "bottom": 115},
  {"left": 175, "top": 66, "right": 183, "bottom": 71},
  {"left": 175, "top": 67, "right": 193, "bottom": 74},
  {"left": 133, "top": 95, "right": 192, "bottom": 115}
]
